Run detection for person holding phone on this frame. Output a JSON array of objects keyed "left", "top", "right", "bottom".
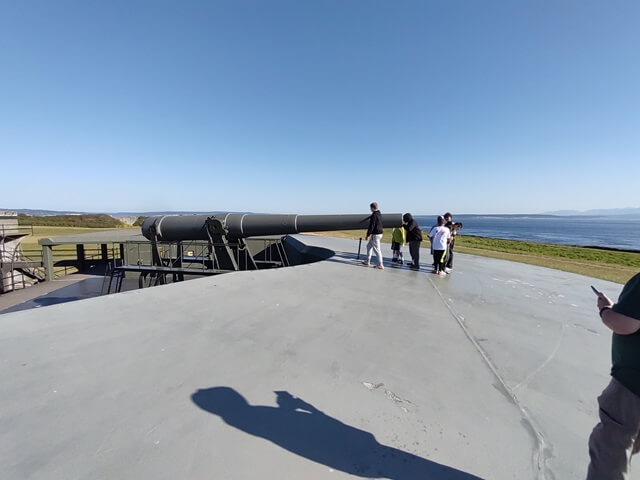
[{"left": 586, "top": 273, "right": 640, "bottom": 479}]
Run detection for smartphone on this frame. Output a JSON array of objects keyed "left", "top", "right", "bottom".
[{"left": 591, "top": 285, "right": 602, "bottom": 296}]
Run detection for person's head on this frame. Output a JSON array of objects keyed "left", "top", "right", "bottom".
[
  {"left": 444, "top": 212, "right": 452, "bottom": 222},
  {"left": 403, "top": 213, "right": 413, "bottom": 223},
  {"left": 191, "top": 387, "right": 248, "bottom": 417},
  {"left": 370, "top": 202, "right": 378, "bottom": 212},
  {"left": 437, "top": 215, "right": 445, "bottom": 226}
]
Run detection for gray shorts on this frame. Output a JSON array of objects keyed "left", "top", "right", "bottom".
[{"left": 587, "top": 378, "right": 640, "bottom": 479}]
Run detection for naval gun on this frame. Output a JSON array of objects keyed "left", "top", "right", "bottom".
[
  {"left": 138, "top": 212, "right": 403, "bottom": 277},
  {"left": 141, "top": 213, "right": 402, "bottom": 242}
]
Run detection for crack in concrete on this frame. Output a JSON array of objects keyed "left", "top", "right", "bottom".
[
  {"left": 384, "top": 389, "right": 415, "bottom": 413},
  {"left": 513, "top": 322, "right": 567, "bottom": 393},
  {"left": 362, "top": 381, "right": 415, "bottom": 413},
  {"left": 362, "top": 381, "right": 384, "bottom": 391},
  {"left": 427, "top": 276, "right": 550, "bottom": 480}
]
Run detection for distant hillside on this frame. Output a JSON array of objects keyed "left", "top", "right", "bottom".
[
  {"left": 3, "top": 208, "right": 232, "bottom": 217},
  {"left": 5, "top": 208, "right": 87, "bottom": 216},
  {"left": 18, "top": 214, "right": 125, "bottom": 228},
  {"left": 544, "top": 207, "right": 640, "bottom": 216}
]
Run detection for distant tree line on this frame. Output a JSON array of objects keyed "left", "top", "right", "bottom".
[{"left": 18, "top": 214, "right": 126, "bottom": 228}]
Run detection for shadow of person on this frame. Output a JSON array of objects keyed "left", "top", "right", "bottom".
[{"left": 191, "top": 387, "right": 484, "bottom": 480}]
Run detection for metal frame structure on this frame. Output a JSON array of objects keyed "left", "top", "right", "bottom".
[
  {"left": 0, "top": 223, "right": 44, "bottom": 293},
  {"left": 101, "top": 233, "right": 290, "bottom": 295}
]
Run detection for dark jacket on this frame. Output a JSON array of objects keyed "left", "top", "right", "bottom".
[
  {"left": 403, "top": 214, "right": 423, "bottom": 242},
  {"left": 445, "top": 221, "right": 456, "bottom": 247},
  {"left": 367, "top": 210, "right": 383, "bottom": 236}
]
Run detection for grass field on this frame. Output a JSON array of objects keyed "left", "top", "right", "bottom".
[
  {"left": 19, "top": 226, "right": 135, "bottom": 250},
  {"left": 310, "top": 230, "right": 639, "bottom": 284}
]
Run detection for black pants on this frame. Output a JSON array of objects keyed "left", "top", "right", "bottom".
[
  {"left": 408, "top": 241, "right": 420, "bottom": 268},
  {"left": 433, "top": 250, "right": 447, "bottom": 273},
  {"left": 446, "top": 244, "right": 454, "bottom": 269}
]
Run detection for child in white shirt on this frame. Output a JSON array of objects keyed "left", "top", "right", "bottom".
[{"left": 428, "top": 216, "right": 451, "bottom": 275}]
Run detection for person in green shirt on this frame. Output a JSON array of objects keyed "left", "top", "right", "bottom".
[
  {"left": 391, "top": 226, "right": 406, "bottom": 264},
  {"left": 587, "top": 272, "right": 640, "bottom": 479}
]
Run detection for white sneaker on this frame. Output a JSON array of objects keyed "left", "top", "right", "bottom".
[{"left": 444, "top": 268, "right": 452, "bottom": 274}]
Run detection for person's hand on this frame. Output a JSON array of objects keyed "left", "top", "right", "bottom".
[
  {"left": 597, "top": 293, "right": 614, "bottom": 311},
  {"left": 365, "top": 236, "right": 369, "bottom": 240}
]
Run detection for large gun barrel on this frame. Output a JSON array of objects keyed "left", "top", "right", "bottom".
[{"left": 141, "top": 213, "right": 403, "bottom": 241}]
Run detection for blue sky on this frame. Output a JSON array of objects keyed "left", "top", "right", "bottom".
[{"left": 1, "top": 1, "right": 638, "bottom": 214}]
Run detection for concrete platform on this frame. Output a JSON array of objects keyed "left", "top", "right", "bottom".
[{"left": 0, "top": 235, "right": 633, "bottom": 480}]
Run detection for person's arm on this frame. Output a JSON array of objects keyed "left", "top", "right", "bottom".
[
  {"left": 366, "top": 215, "right": 373, "bottom": 239},
  {"left": 598, "top": 293, "right": 640, "bottom": 335}
]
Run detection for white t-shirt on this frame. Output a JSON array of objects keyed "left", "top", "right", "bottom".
[{"left": 429, "top": 226, "right": 450, "bottom": 251}]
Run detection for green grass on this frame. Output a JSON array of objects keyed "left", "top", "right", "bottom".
[
  {"left": 18, "top": 213, "right": 125, "bottom": 228},
  {"left": 20, "top": 226, "right": 135, "bottom": 249},
  {"left": 310, "top": 230, "right": 639, "bottom": 284}
]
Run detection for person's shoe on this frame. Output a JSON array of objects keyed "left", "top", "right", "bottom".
[
  {"left": 375, "top": 265, "right": 384, "bottom": 270},
  {"left": 362, "top": 261, "right": 371, "bottom": 266},
  {"left": 438, "top": 271, "right": 446, "bottom": 276},
  {"left": 444, "top": 267, "right": 452, "bottom": 274},
  {"left": 398, "top": 260, "right": 403, "bottom": 265}
]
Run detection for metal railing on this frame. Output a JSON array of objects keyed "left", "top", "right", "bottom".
[
  {"left": 100, "top": 237, "right": 290, "bottom": 295},
  {"left": 20, "top": 244, "right": 123, "bottom": 279},
  {"left": 0, "top": 225, "right": 42, "bottom": 292},
  {"left": 0, "top": 224, "right": 34, "bottom": 237},
  {"left": 123, "top": 238, "right": 288, "bottom": 274}
]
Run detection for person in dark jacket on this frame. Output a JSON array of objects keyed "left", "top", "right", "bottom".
[
  {"left": 402, "top": 213, "right": 423, "bottom": 270},
  {"left": 364, "top": 202, "right": 384, "bottom": 269},
  {"left": 443, "top": 212, "right": 460, "bottom": 273},
  {"left": 587, "top": 273, "right": 640, "bottom": 479}
]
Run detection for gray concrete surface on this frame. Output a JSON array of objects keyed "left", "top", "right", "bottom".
[{"left": 0, "top": 235, "right": 634, "bottom": 480}]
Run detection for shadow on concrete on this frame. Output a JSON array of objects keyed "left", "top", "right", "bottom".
[
  {"left": 326, "top": 251, "right": 429, "bottom": 272},
  {"left": 283, "top": 236, "right": 335, "bottom": 265},
  {"left": 33, "top": 296, "right": 85, "bottom": 307},
  {"left": 0, "top": 276, "right": 104, "bottom": 314},
  {"left": 191, "top": 387, "right": 484, "bottom": 480}
]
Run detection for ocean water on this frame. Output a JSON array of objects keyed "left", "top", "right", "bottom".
[{"left": 413, "top": 215, "right": 640, "bottom": 251}]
